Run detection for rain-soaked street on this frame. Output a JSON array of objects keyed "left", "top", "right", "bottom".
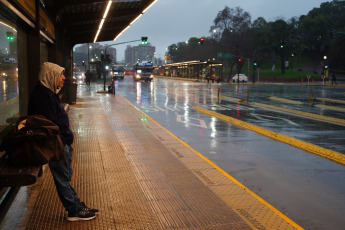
[{"left": 80, "top": 76, "right": 345, "bottom": 230}]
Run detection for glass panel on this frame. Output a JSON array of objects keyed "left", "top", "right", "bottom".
[{"left": 0, "top": 20, "right": 19, "bottom": 128}]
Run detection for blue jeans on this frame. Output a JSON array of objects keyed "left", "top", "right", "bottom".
[{"left": 49, "top": 144, "right": 81, "bottom": 213}]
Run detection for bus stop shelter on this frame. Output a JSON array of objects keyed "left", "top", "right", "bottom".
[{"left": 159, "top": 60, "right": 222, "bottom": 81}]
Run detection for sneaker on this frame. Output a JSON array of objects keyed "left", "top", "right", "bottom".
[
  {"left": 67, "top": 210, "right": 96, "bottom": 221},
  {"left": 81, "top": 202, "right": 99, "bottom": 213}
]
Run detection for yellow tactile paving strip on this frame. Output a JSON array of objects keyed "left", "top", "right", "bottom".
[{"left": 13, "top": 94, "right": 302, "bottom": 229}]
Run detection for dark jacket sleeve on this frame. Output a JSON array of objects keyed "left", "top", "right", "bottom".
[{"left": 28, "top": 84, "right": 74, "bottom": 145}]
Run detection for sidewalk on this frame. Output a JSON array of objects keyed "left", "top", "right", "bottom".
[{"left": 2, "top": 93, "right": 302, "bottom": 229}]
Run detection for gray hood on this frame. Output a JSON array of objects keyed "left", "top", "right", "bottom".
[{"left": 38, "top": 62, "right": 65, "bottom": 93}]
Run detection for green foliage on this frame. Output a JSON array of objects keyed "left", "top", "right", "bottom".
[{"left": 166, "top": 1, "right": 345, "bottom": 78}]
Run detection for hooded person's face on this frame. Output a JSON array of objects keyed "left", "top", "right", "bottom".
[
  {"left": 38, "top": 62, "right": 65, "bottom": 93},
  {"left": 57, "top": 72, "right": 66, "bottom": 88}
]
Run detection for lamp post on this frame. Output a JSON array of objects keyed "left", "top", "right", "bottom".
[{"left": 323, "top": 56, "right": 329, "bottom": 84}]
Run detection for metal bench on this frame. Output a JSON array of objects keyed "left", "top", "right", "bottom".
[
  {"left": 0, "top": 154, "right": 42, "bottom": 187},
  {"left": 0, "top": 119, "right": 42, "bottom": 223},
  {"left": 0, "top": 153, "right": 42, "bottom": 223}
]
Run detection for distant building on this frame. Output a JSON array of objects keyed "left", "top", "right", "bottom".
[
  {"left": 73, "top": 43, "right": 117, "bottom": 70},
  {"left": 125, "top": 45, "right": 135, "bottom": 66},
  {"left": 73, "top": 43, "right": 117, "bottom": 67},
  {"left": 125, "top": 43, "right": 155, "bottom": 67}
]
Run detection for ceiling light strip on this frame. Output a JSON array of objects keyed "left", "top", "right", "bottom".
[
  {"left": 142, "top": 0, "right": 158, "bottom": 13},
  {"left": 114, "top": 25, "right": 130, "bottom": 41},
  {"left": 130, "top": 13, "right": 142, "bottom": 25},
  {"left": 93, "top": 0, "right": 112, "bottom": 43},
  {"left": 103, "top": 1, "right": 112, "bottom": 18},
  {"left": 114, "top": 0, "right": 158, "bottom": 41},
  {"left": 99, "top": 18, "right": 105, "bottom": 30}
]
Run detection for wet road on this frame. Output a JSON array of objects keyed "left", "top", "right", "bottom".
[
  {"left": 0, "top": 79, "right": 18, "bottom": 103},
  {"left": 80, "top": 76, "right": 345, "bottom": 230}
]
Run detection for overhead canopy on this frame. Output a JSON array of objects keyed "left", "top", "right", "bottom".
[{"left": 43, "top": 0, "right": 156, "bottom": 45}]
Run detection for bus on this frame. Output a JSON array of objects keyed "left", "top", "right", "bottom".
[{"left": 133, "top": 62, "right": 154, "bottom": 82}]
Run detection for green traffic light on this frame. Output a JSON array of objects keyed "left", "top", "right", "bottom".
[
  {"left": 141, "top": 36, "right": 148, "bottom": 45},
  {"left": 6, "top": 32, "right": 14, "bottom": 40}
]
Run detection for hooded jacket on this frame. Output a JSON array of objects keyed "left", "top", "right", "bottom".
[{"left": 28, "top": 62, "right": 74, "bottom": 145}]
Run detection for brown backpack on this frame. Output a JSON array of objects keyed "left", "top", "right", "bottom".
[{"left": 0, "top": 115, "right": 64, "bottom": 166}]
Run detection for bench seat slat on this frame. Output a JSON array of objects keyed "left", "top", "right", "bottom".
[{"left": 0, "top": 157, "right": 42, "bottom": 187}]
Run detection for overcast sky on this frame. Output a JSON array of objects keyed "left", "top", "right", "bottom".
[{"left": 100, "top": 0, "right": 327, "bottom": 61}]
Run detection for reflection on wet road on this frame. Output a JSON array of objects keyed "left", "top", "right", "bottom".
[
  {"left": 79, "top": 76, "right": 345, "bottom": 229},
  {"left": 114, "top": 77, "right": 345, "bottom": 154}
]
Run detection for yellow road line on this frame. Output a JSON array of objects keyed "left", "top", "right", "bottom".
[
  {"left": 121, "top": 96, "right": 303, "bottom": 230},
  {"left": 220, "top": 95, "right": 242, "bottom": 102},
  {"left": 194, "top": 106, "right": 345, "bottom": 166},
  {"left": 317, "top": 98, "right": 345, "bottom": 104},
  {"left": 315, "top": 104, "right": 345, "bottom": 112},
  {"left": 269, "top": 96, "right": 303, "bottom": 105},
  {"left": 252, "top": 102, "right": 345, "bottom": 126}
]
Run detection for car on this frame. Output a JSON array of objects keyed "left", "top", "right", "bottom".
[
  {"left": 232, "top": 74, "right": 248, "bottom": 83},
  {"left": 112, "top": 65, "right": 125, "bottom": 80}
]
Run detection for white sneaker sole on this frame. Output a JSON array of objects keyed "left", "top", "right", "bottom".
[{"left": 67, "top": 215, "right": 96, "bottom": 221}]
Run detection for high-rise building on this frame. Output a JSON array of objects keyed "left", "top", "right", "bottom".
[{"left": 125, "top": 43, "right": 155, "bottom": 67}]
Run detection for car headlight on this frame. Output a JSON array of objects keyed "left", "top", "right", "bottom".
[
  {"left": 150, "top": 75, "right": 153, "bottom": 78},
  {"left": 136, "top": 75, "right": 141, "bottom": 79}
]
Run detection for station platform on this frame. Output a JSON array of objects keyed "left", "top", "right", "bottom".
[{"left": 1, "top": 92, "right": 302, "bottom": 229}]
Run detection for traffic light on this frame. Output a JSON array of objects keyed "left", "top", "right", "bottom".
[
  {"left": 6, "top": 32, "right": 14, "bottom": 40},
  {"left": 253, "top": 60, "right": 257, "bottom": 66},
  {"left": 105, "top": 54, "right": 112, "bottom": 64},
  {"left": 238, "top": 58, "right": 242, "bottom": 64},
  {"left": 141, "top": 36, "right": 148, "bottom": 44},
  {"left": 200, "top": 37, "right": 204, "bottom": 45},
  {"left": 280, "top": 40, "right": 286, "bottom": 48}
]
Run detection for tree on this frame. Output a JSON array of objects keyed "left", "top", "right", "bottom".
[
  {"left": 166, "top": 0, "right": 345, "bottom": 78},
  {"left": 271, "top": 19, "right": 292, "bottom": 74},
  {"left": 209, "top": 6, "right": 252, "bottom": 81}
]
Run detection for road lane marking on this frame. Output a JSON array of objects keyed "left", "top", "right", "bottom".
[
  {"left": 177, "top": 114, "right": 207, "bottom": 128},
  {"left": 194, "top": 106, "right": 345, "bottom": 166},
  {"left": 220, "top": 96, "right": 242, "bottom": 103},
  {"left": 317, "top": 98, "right": 345, "bottom": 104},
  {"left": 269, "top": 96, "right": 303, "bottom": 105},
  {"left": 221, "top": 96, "right": 345, "bottom": 126},
  {"left": 251, "top": 102, "right": 345, "bottom": 126},
  {"left": 251, "top": 113, "right": 300, "bottom": 126},
  {"left": 315, "top": 104, "right": 345, "bottom": 112}
]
